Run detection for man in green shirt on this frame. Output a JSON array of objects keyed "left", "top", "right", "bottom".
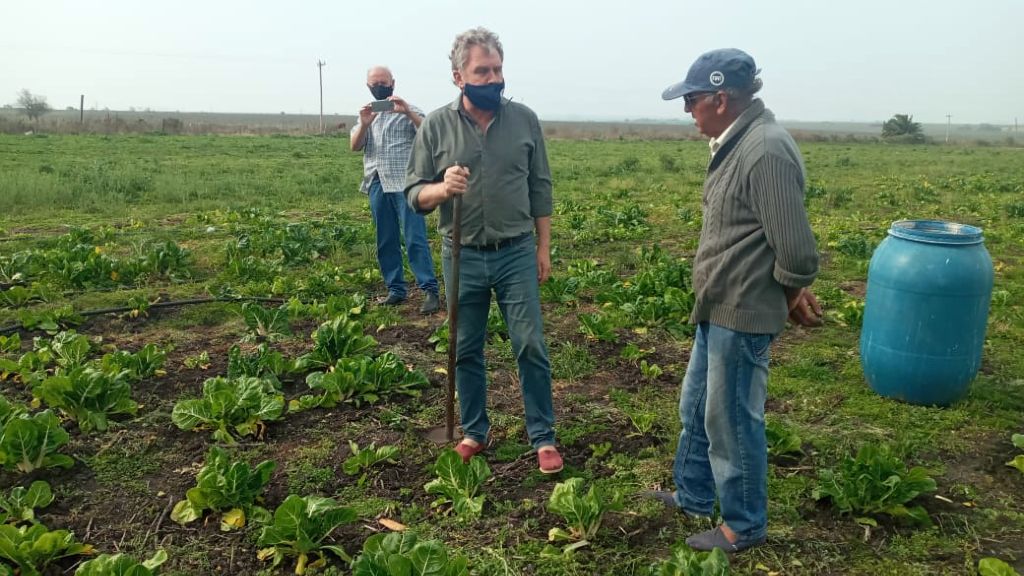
[{"left": 405, "top": 27, "right": 562, "bottom": 474}]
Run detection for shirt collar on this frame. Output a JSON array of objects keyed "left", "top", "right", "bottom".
[{"left": 709, "top": 99, "right": 765, "bottom": 158}]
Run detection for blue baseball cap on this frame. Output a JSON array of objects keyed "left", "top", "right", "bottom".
[{"left": 662, "top": 48, "right": 759, "bottom": 100}]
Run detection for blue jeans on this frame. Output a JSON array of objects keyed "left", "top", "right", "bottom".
[
  {"left": 673, "top": 322, "right": 773, "bottom": 541},
  {"left": 441, "top": 234, "right": 555, "bottom": 449},
  {"left": 368, "top": 177, "right": 438, "bottom": 298}
]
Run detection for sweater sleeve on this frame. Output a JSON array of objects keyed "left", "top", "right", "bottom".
[
  {"left": 404, "top": 115, "right": 437, "bottom": 214},
  {"left": 749, "top": 154, "right": 819, "bottom": 288}
]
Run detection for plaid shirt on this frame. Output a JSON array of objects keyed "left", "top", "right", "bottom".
[{"left": 352, "top": 104, "right": 424, "bottom": 193}]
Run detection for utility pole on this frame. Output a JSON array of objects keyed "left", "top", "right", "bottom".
[
  {"left": 79, "top": 95, "right": 84, "bottom": 124},
  {"left": 945, "top": 114, "right": 952, "bottom": 144},
  {"left": 317, "top": 59, "right": 326, "bottom": 135}
]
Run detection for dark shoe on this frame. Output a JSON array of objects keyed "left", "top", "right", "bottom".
[
  {"left": 685, "top": 526, "right": 765, "bottom": 553},
  {"left": 378, "top": 293, "right": 405, "bottom": 306},
  {"left": 643, "top": 490, "right": 681, "bottom": 510},
  {"left": 538, "top": 447, "right": 564, "bottom": 474},
  {"left": 454, "top": 440, "right": 486, "bottom": 463},
  {"left": 420, "top": 292, "right": 441, "bottom": 315}
]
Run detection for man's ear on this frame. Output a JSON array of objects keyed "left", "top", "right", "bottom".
[
  {"left": 714, "top": 92, "right": 729, "bottom": 115},
  {"left": 452, "top": 69, "right": 464, "bottom": 89}
]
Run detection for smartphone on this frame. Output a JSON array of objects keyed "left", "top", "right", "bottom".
[{"left": 370, "top": 100, "right": 395, "bottom": 113}]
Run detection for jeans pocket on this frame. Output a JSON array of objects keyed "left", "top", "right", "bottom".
[{"left": 747, "top": 333, "right": 773, "bottom": 364}]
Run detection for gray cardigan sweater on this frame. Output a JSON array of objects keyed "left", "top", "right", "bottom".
[{"left": 691, "top": 99, "right": 819, "bottom": 334}]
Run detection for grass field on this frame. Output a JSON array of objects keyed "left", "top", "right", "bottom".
[{"left": 0, "top": 133, "right": 1022, "bottom": 575}]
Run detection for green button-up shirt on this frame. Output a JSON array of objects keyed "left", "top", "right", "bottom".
[{"left": 404, "top": 96, "right": 553, "bottom": 246}]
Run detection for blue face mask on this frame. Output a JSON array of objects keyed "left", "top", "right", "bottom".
[{"left": 463, "top": 81, "right": 505, "bottom": 111}]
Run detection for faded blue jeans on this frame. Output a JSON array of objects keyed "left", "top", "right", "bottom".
[
  {"left": 673, "top": 321, "right": 773, "bottom": 542},
  {"left": 441, "top": 233, "right": 555, "bottom": 449},
  {"left": 368, "top": 177, "right": 438, "bottom": 299}
]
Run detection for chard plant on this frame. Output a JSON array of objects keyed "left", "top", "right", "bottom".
[
  {"left": 227, "top": 343, "right": 294, "bottom": 386},
  {"left": 350, "top": 532, "right": 469, "bottom": 576},
  {"left": 34, "top": 366, "right": 137, "bottom": 433},
  {"left": 343, "top": 441, "right": 399, "bottom": 486},
  {"left": 813, "top": 444, "right": 937, "bottom": 526},
  {"left": 639, "top": 360, "right": 664, "bottom": 381},
  {"left": 171, "top": 376, "right": 285, "bottom": 444},
  {"left": 240, "top": 301, "right": 292, "bottom": 343},
  {"left": 98, "top": 344, "right": 167, "bottom": 381},
  {"left": 171, "top": 446, "right": 275, "bottom": 531},
  {"left": 978, "top": 557, "right": 1021, "bottom": 576},
  {"left": 256, "top": 494, "right": 357, "bottom": 575},
  {"left": 647, "top": 544, "right": 730, "bottom": 576},
  {"left": 0, "top": 409, "right": 75, "bottom": 473},
  {"left": 74, "top": 550, "right": 168, "bottom": 576},
  {"left": 291, "top": 353, "right": 427, "bottom": 411},
  {"left": 766, "top": 420, "right": 804, "bottom": 458},
  {"left": 579, "top": 312, "right": 618, "bottom": 342},
  {"left": 546, "top": 477, "right": 623, "bottom": 550},
  {"left": 0, "top": 334, "right": 21, "bottom": 354},
  {"left": 1007, "top": 432, "right": 1024, "bottom": 475},
  {"left": 0, "top": 522, "right": 93, "bottom": 576},
  {"left": 182, "top": 351, "right": 211, "bottom": 370},
  {"left": 0, "top": 481, "right": 53, "bottom": 525},
  {"left": 294, "top": 316, "right": 377, "bottom": 371},
  {"left": 424, "top": 448, "right": 491, "bottom": 520}
]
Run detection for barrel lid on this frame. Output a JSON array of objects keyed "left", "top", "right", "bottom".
[{"left": 888, "top": 220, "right": 984, "bottom": 245}]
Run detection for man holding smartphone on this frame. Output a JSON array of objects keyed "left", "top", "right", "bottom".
[
  {"left": 351, "top": 66, "right": 440, "bottom": 314},
  {"left": 405, "top": 28, "right": 562, "bottom": 474}
]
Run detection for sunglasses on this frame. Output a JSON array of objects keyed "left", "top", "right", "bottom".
[{"left": 683, "top": 92, "right": 716, "bottom": 108}]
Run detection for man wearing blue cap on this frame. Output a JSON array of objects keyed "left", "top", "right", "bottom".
[{"left": 646, "top": 48, "right": 822, "bottom": 553}]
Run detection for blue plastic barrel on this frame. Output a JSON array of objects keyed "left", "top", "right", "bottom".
[{"left": 860, "top": 220, "right": 994, "bottom": 406}]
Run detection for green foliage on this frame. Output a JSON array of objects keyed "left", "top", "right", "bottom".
[
  {"left": 17, "top": 305, "right": 82, "bottom": 335},
  {"left": 0, "top": 409, "right": 75, "bottom": 473},
  {"left": 550, "top": 341, "right": 596, "bottom": 382},
  {"left": 766, "top": 420, "right": 804, "bottom": 458},
  {"left": 647, "top": 544, "right": 730, "bottom": 576},
  {"left": 227, "top": 343, "right": 293, "bottom": 385},
  {"left": 0, "top": 481, "right": 53, "bottom": 525},
  {"left": 295, "top": 316, "right": 377, "bottom": 371},
  {"left": 99, "top": 344, "right": 167, "bottom": 381},
  {"left": 74, "top": 550, "right": 168, "bottom": 576},
  {"left": 171, "top": 446, "right": 275, "bottom": 531},
  {"left": 350, "top": 532, "right": 469, "bottom": 576},
  {"left": 0, "top": 286, "right": 46, "bottom": 309},
  {"left": 598, "top": 245, "right": 694, "bottom": 337},
  {"left": 256, "top": 494, "right": 357, "bottom": 575},
  {"left": 343, "top": 441, "right": 399, "bottom": 485},
  {"left": 45, "top": 331, "right": 92, "bottom": 370},
  {"left": 639, "top": 360, "right": 663, "bottom": 381},
  {"left": 424, "top": 449, "right": 491, "bottom": 520},
  {"left": 881, "top": 114, "right": 924, "bottom": 143},
  {"left": 0, "top": 522, "right": 93, "bottom": 576},
  {"left": 34, "top": 367, "right": 137, "bottom": 433},
  {"left": 240, "top": 302, "right": 292, "bottom": 343},
  {"left": 610, "top": 388, "right": 657, "bottom": 436},
  {"left": 1006, "top": 433, "right": 1024, "bottom": 475},
  {"left": 182, "top": 351, "right": 211, "bottom": 370},
  {"left": 428, "top": 321, "right": 449, "bottom": 354},
  {"left": 0, "top": 335, "right": 20, "bottom": 354},
  {"left": 171, "top": 376, "right": 285, "bottom": 444},
  {"left": 813, "top": 444, "right": 937, "bottom": 525},
  {"left": 579, "top": 312, "right": 618, "bottom": 342},
  {"left": 547, "top": 477, "right": 623, "bottom": 547},
  {"left": 291, "top": 353, "right": 428, "bottom": 411},
  {"left": 978, "top": 557, "right": 1022, "bottom": 576}
]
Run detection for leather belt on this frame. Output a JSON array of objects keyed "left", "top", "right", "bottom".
[{"left": 463, "top": 233, "right": 532, "bottom": 252}]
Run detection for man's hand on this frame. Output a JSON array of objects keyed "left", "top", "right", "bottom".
[
  {"left": 358, "top": 104, "right": 376, "bottom": 126},
  {"left": 443, "top": 165, "right": 470, "bottom": 199},
  {"left": 389, "top": 96, "right": 412, "bottom": 116},
  {"left": 536, "top": 247, "right": 551, "bottom": 283},
  {"left": 787, "top": 287, "right": 823, "bottom": 327}
]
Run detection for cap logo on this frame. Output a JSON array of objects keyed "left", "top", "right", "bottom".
[{"left": 709, "top": 71, "right": 725, "bottom": 86}]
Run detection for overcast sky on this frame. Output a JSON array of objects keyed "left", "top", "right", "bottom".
[{"left": 3, "top": 0, "right": 1022, "bottom": 124}]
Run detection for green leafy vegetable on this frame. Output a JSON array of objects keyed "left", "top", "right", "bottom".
[
  {"left": 547, "top": 477, "right": 623, "bottom": 548},
  {"left": 171, "top": 376, "right": 284, "bottom": 444},
  {"left": 34, "top": 367, "right": 137, "bottom": 433},
  {"left": 424, "top": 449, "right": 490, "bottom": 520},
  {"left": 0, "top": 522, "right": 93, "bottom": 576},
  {"left": 350, "top": 532, "right": 469, "bottom": 576},
  {"left": 171, "top": 446, "right": 275, "bottom": 531},
  {"left": 294, "top": 316, "right": 376, "bottom": 371},
  {"left": 74, "top": 550, "right": 169, "bottom": 576},
  {"left": 0, "top": 481, "right": 53, "bottom": 525},
  {"left": 256, "top": 494, "right": 357, "bottom": 575},
  {"left": 647, "top": 544, "right": 730, "bottom": 576},
  {"left": 0, "top": 409, "right": 75, "bottom": 473},
  {"left": 813, "top": 444, "right": 936, "bottom": 525}
]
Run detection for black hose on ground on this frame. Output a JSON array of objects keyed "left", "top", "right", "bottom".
[{"left": 0, "top": 296, "right": 286, "bottom": 336}]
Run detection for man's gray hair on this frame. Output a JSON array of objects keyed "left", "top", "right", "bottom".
[
  {"left": 724, "top": 77, "right": 763, "bottom": 102},
  {"left": 449, "top": 27, "right": 503, "bottom": 72}
]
